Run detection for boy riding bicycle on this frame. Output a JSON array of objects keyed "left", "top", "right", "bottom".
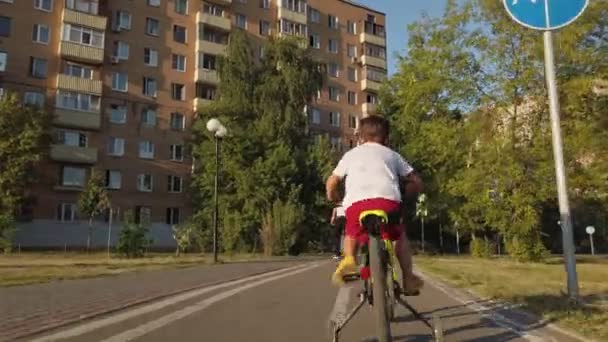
[{"left": 325, "top": 115, "right": 424, "bottom": 295}]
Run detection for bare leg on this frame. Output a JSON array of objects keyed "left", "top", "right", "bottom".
[{"left": 394, "top": 232, "right": 423, "bottom": 294}]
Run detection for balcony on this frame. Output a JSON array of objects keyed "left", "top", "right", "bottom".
[
  {"left": 362, "top": 79, "right": 382, "bottom": 92},
  {"left": 359, "top": 32, "right": 386, "bottom": 47},
  {"left": 50, "top": 144, "right": 98, "bottom": 164},
  {"left": 59, "top": 41, "right": 104, "bottom": 64},
  {"left": 62, "top": 8, "right": 107, "bottom": 31},
  {"left": 361, "top": 55, "right": 387, "bottom": 70},
  {"left": 54, "top": 107, "right": 101, "bottom": 130},
  {"left": 362, "top": 103, "right": 378, "bottom": 116},
  {"left": 197, "top": 11, "right": 231, "bottom": 31},
  {"left": 278, "top": 7, "right": 307, "bottom": 25},
  {"left": 196, "top": 39, "right": 227, "bottom": 56},
  {"left": 56, "top": 74, "right": 102, "bottom": 95},
  {"left": 195, "top": 69, "right": 219, "bottom": 84},
  {"left": 208, "top": 0, "right": 231, "bottom": 4},
  {"left": 193, "top": 97, "right": 214, "bottom": 112}
]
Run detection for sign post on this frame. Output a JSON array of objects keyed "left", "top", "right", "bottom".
[
  {"left": 503, "top": 0, "right": 589, "bottom": 301},
  {"left": 586, "top": 226, "right": 595, "bottom": 256}
]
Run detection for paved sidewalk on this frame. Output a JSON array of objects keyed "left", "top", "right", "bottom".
[{"left": 0, "top": 260, "right": 308, "bottom": 341}]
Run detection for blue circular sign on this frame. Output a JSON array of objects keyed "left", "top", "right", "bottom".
[{"left": 503, "top": 0, "right": 589, "bottom": 31}]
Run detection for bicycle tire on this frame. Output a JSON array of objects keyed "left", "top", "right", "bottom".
[
  {"left": 386, "top": 262, "right": 396, "bottom": 321},
  {"left": 369, "top": 235, "right": 392, "bottom": 342}
]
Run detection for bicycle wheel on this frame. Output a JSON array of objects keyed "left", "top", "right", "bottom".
[
  {"left": 369, "top": 234, "right": 392, "bottom": 342},
  {"left": 386, "top": 262, "right": 396, "bottom": 321}
]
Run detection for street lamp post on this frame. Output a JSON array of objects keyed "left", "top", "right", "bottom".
[
  {"left": 416, "top": 194, "right": 428, "bottom": 253},
  {"left": 206, "top": 118, "right": 227, "bottom": 264}
]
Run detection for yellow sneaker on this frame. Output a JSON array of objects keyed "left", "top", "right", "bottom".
[{"left": 331, "top": 256, "right": 358, "bottom": 286}]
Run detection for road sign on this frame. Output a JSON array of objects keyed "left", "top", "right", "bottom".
[
  {"left": 586, "top": 226, "right": 595, "bottom": 235},
  {"left": 503, "top": 0, "right": 589, "bottom": 31}
]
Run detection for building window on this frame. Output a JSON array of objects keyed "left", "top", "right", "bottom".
[
  {"left": 170, "top": 144, "right": 184, "bottom": 161},
  {"left": 141, "top": 108, "right": 156, "bottom": 126},
  {"left": 329, "top": 86, "right": 339, "bottom": 102},
  {"left": 139, "top": 140, "right": 155, "bottom": 159},
  {"left": 235, "top": 13, "right": 247, "bottom": 29},
  {"left": 30, "top": 57, "right": 48, "bottom": 78},
  {"left": 328, "top": 63, "right": 339, "bottom": 78},
  {"left": 57, "top": 130, "right": 87, "bottom": 147},
  {"left": 279, "top": 19, "right": 306, "bottom": 36},
  {"left": 175, "top": 0, "right": 187, "bottom": 14},
  {"left": 105, "top": 170, "right": 121, "bottom": 190},
  {"left": 347, "top": 44, "right": 356, "bottom": 58},
  {"left": 328, "top": 15, "right": 338, "bottom": 29},
  {"left": 309, "top": 33, "right": 320, "bottom": 49},
  {"left": 282, "top": 0, "right": 305, "bottom": 12},
  {"left": 61, "top": 166, "right": 86, "bottom": 187},
  {"left": 366, "top": 93, "right": 378, "bottom": 104},
  {"left": 364, "top": 20, "right": 385, "bottom": 37},
  {"left": 203, "top": 3, "right": 224, "bottom": 16},
  {"left": 166, "top": 208, "right": 181, "bottom": 225},
  {"left": 199, "top": 53, "right": 217, "bottom": 70},
  {"left": 260, "top": 0, "right": 270, "bottom": 9},
  {"left": 24, "top": 92, "right": 45, "bottom": 107},
  {"left": 365, "top": 44, "right": 386, "bottom": 59},
  {"left": 113, "top": 41, "right": 129, "bottom": 60},
  {"left": 0, "top": 51, "right": 7, "bottom": 71},
  {"left": 349, "top": 114, "right": 358, "bottom": 129},
  {"left": 347, "top": 20, "right": 357, "bottom": 34},
  {"left": 34, "top": 0, "right": 52, "bottom": 11},
  {"left": 145, "top": 18, "right": 160, "bottom": 36},
  {"left": 109, "top": 104, "right": 127, "bottom": 123},
  {"left": 172, "top": 54, "right": 186, "bottom": 72},
  {"left": 113, "top": 10, "right": 132, "bottom": 30},
  {"left": 173, "top": 25, "right": 186, "bottom": 43},
  {"left": 168, "top": 175, "right": 183, "bottom": 193},
  {"left": 147, "top": 0, "right": 160, "bottom": 7},
  {"left": 259, "top": 20, "right": 270, "bottom": 36},
  {"left": 364, "top": 66, "right": 387, "bottom": 82},
  {"left": 143, "top": 77, "right": 157, "bottom": 97},
  {"left": 311, "top": 108, "right": 320, "bottom": 124},
  {"left": 347, "top": 91, "right": 357, "bottom": 105},
  {"left": 144, "top": 48, "right": 158, "bottom": 66},
  {"left": 170, "top": 112, "right": 185, "bottom": 130},
  {"left": 57, "top": 203, "right": 76, "bottom": 222},
  {"left": 328, "top": 39, "right": 338, "bottom": 54},
  {"left": 65, "top": 63, "right": 92, "bottom": 79},
  {"left": 308, "top": 8, "right": 320, "bottom": 23},
  {"left": 331, "top": 137, "right": 341, "bottom": 151},
  {"left": 201, "top": 27, "right": 228, "bottom": 44},
  {"left": 137, "top": 174, "right": 153, "bottom": 192},
  {"left": 63, "top": 24, "right": 104, "bottom": 48},
  {"left": 135, "top": 206, "right": 151, "bottom": 225},
  {"left": 171, "top": 83, "right": 186, "bottom": 101},
  {"left": 329, "top": 112, "right": 340, "bottom": 127},
  {"left": 0, "top": 16, "right": 10, "bottom": 37},
  {"left": 112, "top": 72, "right": 128, "bottom": 92},
  {"left": 107, "top": 137, "right": 125, "bottom": 156},
  {"left": 65, "top": 0, "right": 99, "bottom": 14},
  {"left": 32, "top": 24, "right": 50, "bottom": 44},
  {"left": 56, "top": 91, "right": 100, "bottom": 112},
  {"left": 196, "top": 83, "right": 216, "bottom": 100},
  {"left": 347, "top": 67, "right": 357, "bottom": 82}
]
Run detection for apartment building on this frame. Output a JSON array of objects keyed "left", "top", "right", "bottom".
[{"left": 0, "top": 0, "right": 387, "bottom": 248}]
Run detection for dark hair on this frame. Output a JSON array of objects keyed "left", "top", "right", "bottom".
[{"left": 359, "top": 115, "right": 389, "bottom": 144}]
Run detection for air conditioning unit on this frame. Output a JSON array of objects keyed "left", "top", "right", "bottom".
[{"left": 110, "top": 56, "right": 120, "bottom": 64}]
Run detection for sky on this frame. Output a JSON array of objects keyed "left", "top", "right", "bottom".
[{"left": 357, "top": 0, "right": 449, "bottom": 75}]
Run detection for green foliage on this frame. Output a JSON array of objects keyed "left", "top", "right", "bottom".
[
  {"left": 386, "top": 0, "right": 608, "bottom": 261},
  {"left": 260, "top": 199, "right": 305, "bottom": 256},
  {"left": 116, "top": 210, "right": 152, "bottom": 258},
  {"left": 0, "top": 92, "right": 52, "bottom": 251},
  {"left": 469, "top": 237, "right": 494, "bottom": 259},
  {"left": 191, "top": 31, "right": 331, "bottom": 255},
  {"left": 78, "top": 170, "right": 110, "bottom": 252},
  {"left": 172, "top": 220, "right": 202, "bottom": 256}
]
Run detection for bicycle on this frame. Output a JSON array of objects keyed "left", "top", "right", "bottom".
[{"left": 328, "top": 209, "right": 444, "bottom": 342}]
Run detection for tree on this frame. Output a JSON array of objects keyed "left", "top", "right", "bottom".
[
  {"left": 0, "top": 92, "right": 52, "bottom": 253},
  {"left": 191, "top": 31, "right": 329, "bottom": 255},
  {"left": 78, "top": 170, "right": 110, "bottom": 252}
]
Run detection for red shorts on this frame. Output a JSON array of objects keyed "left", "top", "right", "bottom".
[{"left": 345, "top": 198, "right": 404, "bottom": 244}]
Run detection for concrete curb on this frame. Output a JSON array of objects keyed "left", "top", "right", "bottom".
[{"left": 414, "top": 268, "right": 593, "bottom": 342}]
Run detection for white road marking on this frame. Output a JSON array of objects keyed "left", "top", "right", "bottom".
[
  {"left": 100, "top": 262, "right": 322, "bottom": 342},
  {"left": 31, "top": 263, "right": 320, "bottom": 342}
]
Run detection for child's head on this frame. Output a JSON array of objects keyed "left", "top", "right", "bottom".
[{"left": 359, "top": 115, "right": 389, "bottom": 145}]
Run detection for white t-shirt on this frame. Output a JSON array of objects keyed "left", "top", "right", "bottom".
[{"left": 332, "top": 142, "right": 414, "bottom": 209}]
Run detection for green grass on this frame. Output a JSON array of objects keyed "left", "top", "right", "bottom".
[
  {"left": 415, "top": 255, "right": 608, "bottom": 341},
  {"left": 0, "top": 252, "right": 310, "bottom": 287}
]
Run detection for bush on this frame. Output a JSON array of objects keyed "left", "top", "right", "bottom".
[
  {"left": 506, "top": 234, "right": 549, "bottom": 262},
  {"left": 470, "top": 238, "right": 494, "bottom": 258},
  {"left": 116, "top": 211, "right": 152, "bottom": 258},
  {"left": 0, "top": 214, "right": 16, "bottom": 254},
  {"left": 260, "top": 199, "right": 304, "bottom": 256}
]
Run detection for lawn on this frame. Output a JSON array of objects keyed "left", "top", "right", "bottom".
[
  {"left": 415, "top": 255, "right": 608, "bottom": 341},
  {"left": 0, "top": 252, "right": 308, "bottom": 287}
]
